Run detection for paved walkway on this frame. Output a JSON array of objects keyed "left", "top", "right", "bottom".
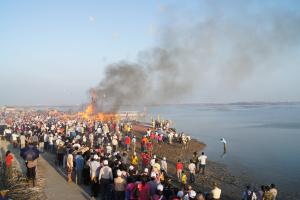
[{"left": 40, "top": 152, "right": 91, "bottom": 200}]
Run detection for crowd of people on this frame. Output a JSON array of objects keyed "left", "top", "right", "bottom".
[{"left": 0, "top": 110, "right": 278, "bottom": 200}]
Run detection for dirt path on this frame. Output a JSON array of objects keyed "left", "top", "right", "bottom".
[
  {"left": 0, "top": 140, "right": 90, "bottom": 200},
  {"left": 0, "top": 140, "right": 45, "bottom": 199}
]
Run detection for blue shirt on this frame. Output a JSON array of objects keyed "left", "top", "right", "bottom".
[{"left": 75, "top": 155, "right": 84, "bottom": 170}]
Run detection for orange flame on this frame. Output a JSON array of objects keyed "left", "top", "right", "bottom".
[{"left": 78, "top": 104, "right": 120, "bottom": 122}]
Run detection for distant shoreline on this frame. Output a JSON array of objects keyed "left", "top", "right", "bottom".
[{"left": 1, "top": 101, "right": 300, "bottom": 109}]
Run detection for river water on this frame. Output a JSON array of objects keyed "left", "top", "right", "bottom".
[{"left": 134, "top": 103, "right": 300, "bottom": 199}]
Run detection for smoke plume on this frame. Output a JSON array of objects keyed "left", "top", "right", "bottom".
[{"left": 90, "top": 1, "right": 300, "bottom": 111}]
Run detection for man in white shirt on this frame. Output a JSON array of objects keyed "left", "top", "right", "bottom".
[
  {"left": 43, "top": 132, "right": 48, "bottom": 150},
  {"left": 4, "top": 128, "right": 12, "bottom": 141},
  {"left": 48, "top": 134, "right": 54, "bottom": 152},
  {"left": 112, "top": 136, "right": 118, "bottom": 152},
  {"left": 161, "top": 157, "right": 168, "bottom": 173},
  {"left": 97, "top": 126, "right": 102, "bottom": 134},
  {"left": 211, "top": 182, "right": 221, "bottom": 200},
  {"left": 132, "top": 136, "right": 136, "bottom": 152},
  {"left": 188, "top": 160, "right": 196, "bottom": 183},
  {"left": 168, "top": 131, "right": 174, "bottom": 144},
  {"left": 89, "top": 155, "right": 100, "bottom": 199},
  {"left": 89, "top": 133, "right": 94, "bottom": 147},
  {"left": 198, "top": 152, "right": 207, "bottom": 175},
  {"left": 220, "top": 138, "right": 227, "bottom": 153},
  {"left": 150, "top": 155, "right": 156, "bottom": 167},
  {"left": 20, "top": 133, "right": 26, "bottom": 149},
  {"left": 89, "top": 155, "right": 100, "bottom": 180},
  {"left": 99, "top": 160, "right": 113, "bottom": 200},
  {"left": 146, "top": 128, "right": 151, "bottom": 137},
  {"left": 106, "top": 143, "right": 112, "bottom": 155},
  {"left": 11, "top": 132, "right": 18, "bottom": 148},
  {"left": 99, "top": 160, "right": 113, "bottom": 181}
]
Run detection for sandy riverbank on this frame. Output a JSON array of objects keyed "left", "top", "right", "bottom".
[{"left": 132, "top": 123, "right": 244, "bottom": 200}]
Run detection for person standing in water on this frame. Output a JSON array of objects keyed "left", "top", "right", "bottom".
[{"left": 220, "top": 138, "right": 227, "bottom": 153}]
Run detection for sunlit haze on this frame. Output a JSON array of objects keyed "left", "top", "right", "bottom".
[{"left": 1, "top": 0, "right": 300, "bottom": 106}]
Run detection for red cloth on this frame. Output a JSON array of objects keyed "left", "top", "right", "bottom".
[
  {"left": 176, "top": 162, "right": 183, "bottom": 170},
  {"left": 150, "top": 132, "right": 155, "bottom": 139},
  {"left": 6, "top": 154, "right": 13, "bottom": 167},
  {"left": 147, "top": 142, "right": 152, "bottom": 150},
  {"left": 125, "top": 136, "right": 131, "bottom": 145},
  {"left": 141, "top": 153, "right": 150, "bottom": 165}
]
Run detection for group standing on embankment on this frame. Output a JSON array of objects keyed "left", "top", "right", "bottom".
[{"left": 0, "top": 109, "right": 278, "bottom": 200}]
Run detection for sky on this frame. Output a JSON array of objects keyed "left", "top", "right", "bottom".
[{"left": 1, "top": 0, "right": 300, "bottom": 106}]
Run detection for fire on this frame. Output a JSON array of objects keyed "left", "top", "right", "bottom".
[
  {"left": 95, "top": 112, "right": 120, "bottom": 121},
  {"left": 78, "top": 104, "right": 120, "bottom": 122},
  {"left": 82, "top": 104, "right": 94, "bottom": 119}
]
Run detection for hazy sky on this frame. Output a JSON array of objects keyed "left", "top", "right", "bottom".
[{"left": 1, "top": 0, "right": 300, "bottom": 106}]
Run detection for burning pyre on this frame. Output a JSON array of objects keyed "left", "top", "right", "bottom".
[{"left": 77, "top": 104, "right": 120, "bottom": 122}]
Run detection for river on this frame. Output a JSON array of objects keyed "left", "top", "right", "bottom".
[{"left": 135, "top": 103, "right": 300, "bottom": 199}]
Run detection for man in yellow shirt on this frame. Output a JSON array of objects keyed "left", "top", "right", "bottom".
[
  {"left": 181, "top": 171, "right": 187, "bottom": 190},
  {"left": 131, "top": 152, "right": 138, "bottom": 168}
]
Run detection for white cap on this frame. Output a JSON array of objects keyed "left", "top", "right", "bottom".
[
  {"left": 153, "top": 155, "right": 156, "bottom": 159},
  {"left": 107, "top": 143, "right": 110, "bottom": 146},
  {"left": 94, "top": 154, "right": 99, "bottom": 160},
  {"left": 157, "top": 184, "right": 164, "bottom": 191},
  {"left": 177, "top": 191, "right": 184, "bottom": 198},
  {"left": 117, "top": 170, "right": 122, "bottom": 177},
  {"left": 144, "top": 168, "right": 149, "bottom": 173},
  {"left": 150, "top": 171, "right": 156, "bottom": 178},
  {"left": 103, "top": 160, "right": 108, "bottom": 165},
  {"left": 129, "top": 165, "right": 134, "bottom": 170},
  {"left": 163, "top": 157, "right": 166, "bottom": 161},
  {"left": 133, "top": 152, "right": 136, "bottom": 156},
  {"left": 189, "top": 190, "right": 196, "bottom": 198}
]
